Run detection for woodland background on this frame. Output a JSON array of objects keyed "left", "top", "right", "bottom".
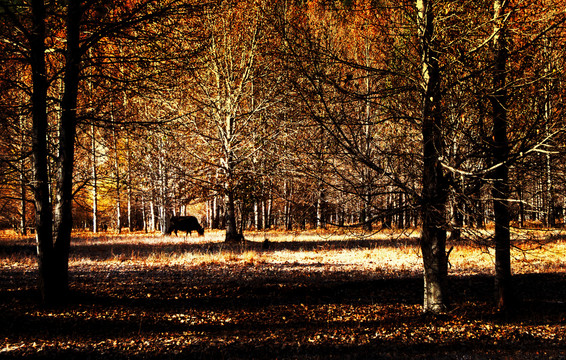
[
  {"left": 2, "top": 0, "right": 566, "bottom": 235},
  {"left": 1, "top": 0, "right": 566, "bottom": 311}
]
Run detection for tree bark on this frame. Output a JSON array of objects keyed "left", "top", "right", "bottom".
[
  {"left": 211, "top": 196, "right": 219, "bottom": 229},
  {"left": 150, "top": 195, "right": 156, "bottom": 232},
  {"left": 158, "top": 136, "right": 170, "bottom": 234},
  {"left": 141, "top": 194, "right": 147, "bottom": 233},
  {"left": 490, "top": 0, "right": 512, "bottom": 312},
  {"left": 284, "top": 180, "right": 292, "bottom": 230},
  {"left": 223, "top": 150, "right": 239, "bottom": 241},
  {"left": 127, "top": 136, "right": 133, "bottom": 232},
  {"left": 225, "top": 189, "right": 239, "bottom": 242},
  {"left": 265, "top": 192, "right": 272, "bottom": 229},
  {"left": 51, "top": 0, "right": 83, "bottom": 301},
  {"left": 113, "top": 124, "right": 122, "bottom": 233},
  {"left": 417, "top": 0, "right": 448, "bottom": 314},
  {"left": 223, "top": 114, "right": 240, "bottom": 242},
  {"left": 19, "top": 117, "right": 27, "bottom": 236},
  {"left": 29, "top": 0, "right": 56, "bottom": 303},
  {"left": 29, "top": 0, "right": 83, "bottom": 303},
  {"left": 91, "top": 124, "right": 98, "bottom": 233}
]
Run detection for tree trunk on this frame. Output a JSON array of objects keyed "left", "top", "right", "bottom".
[
  {"left": 517, "top": 185, "right": 524, "bottom": 228},
  {"left": 158, "top": 139, "right": 170, "bottom": 234},
  {"left": 223, "top": 113, "right": 240, "bottom": 242},
  {"left": 254, "top": 201, "right": 262, "bottom": 230},
  {"left": 91, "top": 124, "right": 98, "bottom": 233},
  {"left": 127, "top": 140, "right": 133, "bottom": 232},
  {"left": 141, "top": 194, "right": 147, "bottom": 233},
  {"left": 546, "top": 151, "right": 554, "bottom": 227},
  {"left": 449, "top": 196, "right": 463, "bottom": 242},
  {"left": 211, "top": 196, "right": 219, "bottom": 229},
  {"left": 490, "top": 0, "right": 512, "bottom": 311},
  {"left": 19, "top": 136, "right": 27, "bottom": 236},
  {"left": 417, "top": 0, "right": 448, "bottom": 314},
  {"left": 264, "top": 186, "right": 272, "bottom": 230},
  {"left": 225, "top": 189, "right": 239, "bottom": 242},
  {"left": 284, "top": 180, "right": 292, "bottom": 230},
  {"left": 51, "top": 0, "right": 83, "bottom": 301},
  {"left": 150, "top": 195, "right": 156, "bottom": 232},
  {"left": 29, "top": 0, "right": 57, "bottom": 303},
  {"left": 316, "top": 192, "right": 323, "bottom": 229},
  {"left": 112, "top": 124, "right": 122, "bottom": 233},
  {"left": 397, "top": 192, "right": 405, "bottom": 229},
  {"left": 29, "top": 0, "right": 84, "bottom": 303}
]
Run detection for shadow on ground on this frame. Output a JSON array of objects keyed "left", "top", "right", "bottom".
[
  {"left": 1, "top": 236, "right": 566, "bottom": 359},
  {"left": 0, "top": 235, "right": 421, "bottom": 262}
]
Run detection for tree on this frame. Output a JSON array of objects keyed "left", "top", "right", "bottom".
[
  {"left": 25, "top": 0, "right": 58, "bottom": 303},
  {"left": 184, "top": 0, "right": 283, "bottom": 242},
  {"left": 277, "top": 0, "right": 450, "bottom": 312},
  {"left": 416, "top": 0, "right": 449, "bottom": 314},
  {"left": 0, "top": 52, "right": 32, "bottom": 234},
  {"left": 0, "top": 0, "right": 207, "bottom": 303},
  {"left": 489, "top": 0, "right": 511, "bottom": 311}
]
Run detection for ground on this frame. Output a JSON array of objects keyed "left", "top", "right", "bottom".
[{"left": 1, "top": 229, "right": 566, "bottom": 359}]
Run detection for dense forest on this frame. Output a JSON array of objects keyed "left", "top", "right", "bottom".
[{"left": 1, "top": 0, "right": 566, "bottom": 312}]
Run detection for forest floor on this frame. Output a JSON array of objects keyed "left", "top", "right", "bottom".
[{"left": 1, "top": 228, "right": 566, "bottom": 359}]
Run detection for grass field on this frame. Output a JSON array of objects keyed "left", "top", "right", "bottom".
[{"left": 1, "top": 228, "right": 566, "bottom": 359}]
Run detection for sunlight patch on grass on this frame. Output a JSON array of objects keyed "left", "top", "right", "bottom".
[{"left": 3, "top": 228, "right": 566, "bottom": 277}]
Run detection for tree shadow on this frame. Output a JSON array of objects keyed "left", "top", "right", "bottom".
[
  {"left": 1, "top": 262, "right": 566, "bottom": 358},
  {"left": 60, "top": 236, "right": 422, "bottom": 261},
  {"left": 2, "top": 235, "right": 566, "bottom": 359}
]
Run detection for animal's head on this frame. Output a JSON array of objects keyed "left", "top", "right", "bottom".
[{"left": 197, "top": 226, "right": 205, "bottom": 236}]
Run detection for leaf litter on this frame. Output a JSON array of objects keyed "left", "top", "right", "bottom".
[{"left": 1, "top": 230, "right": 566, "bottom": 359}]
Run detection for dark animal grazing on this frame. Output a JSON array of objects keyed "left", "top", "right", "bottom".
[{"left": 166, "top": 216, "right": 204, "bottom": 237}]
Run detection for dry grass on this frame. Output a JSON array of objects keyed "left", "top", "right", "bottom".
[{"left": 2, "top": 228, "right": 566, "bottom": 276}]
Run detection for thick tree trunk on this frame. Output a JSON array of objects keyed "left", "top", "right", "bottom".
[
  {"left": 417, "top": 0, "right": 448, "bottom": 314},
  {"left": 30, "top": 0, "right": 83, "bottom": 304},
  {"left": 30, "top": 0, "right": 56, "bottom": 303},
  {"left": 225, "top": 189, "right": 239, "bottom": 242},
  {"left": 52, "top": 0, "right": 83, "bottom": 301},
  {"left": 223, "top": 114, "right": 241, "bottom": 242},
  {"left": 491, "top": 0, "right": 512, "bottom": 311}
]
